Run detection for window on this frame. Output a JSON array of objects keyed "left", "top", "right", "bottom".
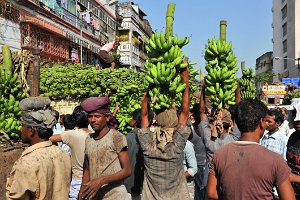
[
  {"left": 284, "top": 57, "right": 288, "bottom": 69},
  {"left": 282, "top": 23, "right": 287, "bottom": 37},
  {"left": 268, "top": 98, "right": 275, "bottom": 104},
  {"left": 283, "top": 39, "right": 287, "bottom": 53},
  {"left": 282, "top": 5, "right": 287, "bottom": 20}
]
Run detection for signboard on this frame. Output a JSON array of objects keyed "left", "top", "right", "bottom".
[
  {"left": 262, "top": 85, "right": 286, "bottom": 95},
  {"left": 51, "top": 100, "right": 80, "bottom": 115},
  {"left": 263, "top": 90, "right": 286, "bottom": 95},
  {"left": 262, "top": 85, "right": 286, "bottom": 91}
]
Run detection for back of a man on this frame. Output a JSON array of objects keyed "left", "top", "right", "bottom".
[
  {"left": 207, "top": 99, "right": 295, "bottom": 200},
  {"left": 210, "top": 142, "right": 289, "bottom": 199},
  {"left": 6, "top": 96, "right": 71, "bottom": 200},
  {"left": 7, "top": 143, "right": 71, "bottom": 199},
  {"left": 138, "top": 66, "right": 191, "bottom": 200}
]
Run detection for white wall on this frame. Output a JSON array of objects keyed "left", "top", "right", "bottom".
[
  {"left": 295, "top": 0, "right": 300, "bottom": 60},
  {"left": 0, "top": 19, "right": 21, "bottom": 52},
  {"left": 272, "top": 0, "right": 283, "bottom": 81}
]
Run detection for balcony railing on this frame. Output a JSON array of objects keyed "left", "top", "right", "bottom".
[
  {"left": 62, "top": 8, "right": 101, "bottom": 41},
  {"left": 62, "top": 8, "right": 78, "bottom": 28}
]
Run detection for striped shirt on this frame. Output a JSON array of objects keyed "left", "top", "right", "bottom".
[{"left": 260, "top": 129, "right": 288, "bottom": 160}]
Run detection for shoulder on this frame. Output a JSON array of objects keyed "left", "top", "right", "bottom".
[
  {"left": 47, "top": 145, "right": 71, "bottom": 158},
  {"left": 256, "top": 145, "right": 287, "bottom": 162},
  {"left": 176, "top": 124, "right": 191, "bottom": 134},
  {"left": 19, "top": 145, "right": 66, "bottom": 167},
  {"left": 110, "top": 129, "right": 127, "bottom": 143},
  {"left": 137, "top": 127, "right": 151, "bottom": 134},
  {"left": 276, "top": 131, "right": 288, "bottom": 142},
  {"left": 185, "top": 140, "right": 193, "bottom": 148},
  {"left": 12, "top": 156, "right": 38, "bottom": 174},
  {"left": 60, "top": 129, "right": 77, "bottom": 137},
  {"left": 288, "top": 131, "right": 300, "bottom": 146},
  {"left": 213, "top": 142, "right": 233, "bottom": 155},
  {"left": 111, "top": 129, "right": 125, "bottom": 137},
  {"left": 126, "top": 131, "right": 137, "bottom": 141},
  {"left": 200, "top": 120, "right": 209, "bottom": 126}
]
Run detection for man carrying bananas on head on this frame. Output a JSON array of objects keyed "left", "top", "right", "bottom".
[
  {"left": 99, "top": 37, "right": 119, "bottom": 69},
  {"left": 137, "top": 66, "right": 191, "bottom": 200},
  {"left": 199, "top": 84, "right": 241, "bottom": 162}
]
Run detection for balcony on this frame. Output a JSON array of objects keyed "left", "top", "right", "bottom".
[
  {"left": 62, "top": 8, "right": 78, "bottom": 28},
  {"left": 62, "top": 8, "right": 100, "bottom": 41},
  {"left": 139, "top": 51, "right": 147, "bottom": 60}
]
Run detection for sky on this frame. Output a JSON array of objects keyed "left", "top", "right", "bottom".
[{"left": 119, "top": 0, "right": 273, "bottom": 77}]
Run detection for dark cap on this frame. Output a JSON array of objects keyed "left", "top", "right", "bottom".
[
  {"left": 19, "top": 97, "right": 51, "bottom": 111},
  {"left": 81, "top": 97, "right": 110, "bottom": 114}
]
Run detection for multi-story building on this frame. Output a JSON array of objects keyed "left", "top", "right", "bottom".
[
  {"left": 255, "top": 51, "right": 273, "bottom": 93},
  {"left": 272, "top": 0, "right": 300, "bottom": 81},
  {"left": 0, "top": 0, "right": 117, "bottom": 64},
  {"left": 117, "top": 1, "right": 152, "bottom": 71}
]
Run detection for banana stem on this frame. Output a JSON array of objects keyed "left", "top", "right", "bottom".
[
  {"left": 166, "top": 4, "right": 176, "bottom": 37},
  {"left": 2, "top": 45, "right": 13, "bottom": 77},
  {"left": 220, "top": 20, "right": 227, "bottom": 41},
  {"left": 241, "top": 61, "right": 245, "bottom": 69}
]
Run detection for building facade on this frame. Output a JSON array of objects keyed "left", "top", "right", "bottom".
[
  {"left": 0, "top": 0, "right": 117, "bottom": 64},
  {"left": 117, "top": 1, "right": 152, "bottom": 71},
  {"left": 255, "top": 51, "right": 274, "bottom": 93},
  {"left": 272, "top": 0, "right": 300, "bottom": 81}
]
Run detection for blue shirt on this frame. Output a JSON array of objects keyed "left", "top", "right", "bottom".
[
  {"left": 124, "top": 129, "right": 144, "bottom": 194},
  {"left": 260, "top": 129, "right": 288, "bottom": 160},
  {"left": 183, "top": 140, "right": 198, "bottom": 182}
]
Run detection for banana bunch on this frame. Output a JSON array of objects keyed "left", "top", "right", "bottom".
[
  {"left": 110, "top": 83, "right": 142, "bottom": 134},
  {"left": 0, "top": 50, "right": 32, "bottom": 95},
  {"left": 0, "top": 94, "right": 23, "bottom": 141},
  {"left": 0, "top": 45, "right": 28, "bottom": 142},
  {"left": 204, "top": 38, "right": 238, "bottom": 109},
  {"left": 145, "top": 31, "right": 197, "bottom": 110},
  {"left": 145, "top": 32, "right": 190, "bottom": 59},
  {"left": 239, "top": 62, "right": 256, "bottom": 100}
]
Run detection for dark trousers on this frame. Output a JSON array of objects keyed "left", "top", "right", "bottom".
[{"left": 194, "top": 165, "right": 209, "bottom": 200}]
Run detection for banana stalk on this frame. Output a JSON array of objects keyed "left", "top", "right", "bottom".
[
  {"left": 166, "top": 4, "right": 176, "bottom": 37},
  {"left": 220, "top": 20, "right": 227, "bottom": 41}
]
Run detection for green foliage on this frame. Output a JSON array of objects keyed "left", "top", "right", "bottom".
[
  {"left": 254, "top": 72, "right": 275, "bottom": 84},
  {"left": 282, "top": 91, "right": 300, "bottom": 105}
]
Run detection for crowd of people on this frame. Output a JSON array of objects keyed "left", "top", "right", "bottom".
[{"left": 5, "top": 66, "right": 300, "bottom": 200}]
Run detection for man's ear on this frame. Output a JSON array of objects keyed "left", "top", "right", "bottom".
[
  {"left": 28, "top": 127, "right": 36, "bottom": 137},
  {"left": 277, "top": 120, "right": 282, "bottom": 126},
  {"left": 259, "top": 118, "right": 265, "bottom": 130},
  {"left": 106, "top": 115, "right": 111, "bottom": 122},
  {"left": 229, "top": 120, "right": 233, "bottom": 127}
]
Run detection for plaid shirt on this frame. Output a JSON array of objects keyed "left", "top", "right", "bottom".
[
  {"left": 260, "top": 129, "right": 288, "bottom": 160},
  {"left": 137, "top": 125, "right": 191, "bottom": 200}
]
